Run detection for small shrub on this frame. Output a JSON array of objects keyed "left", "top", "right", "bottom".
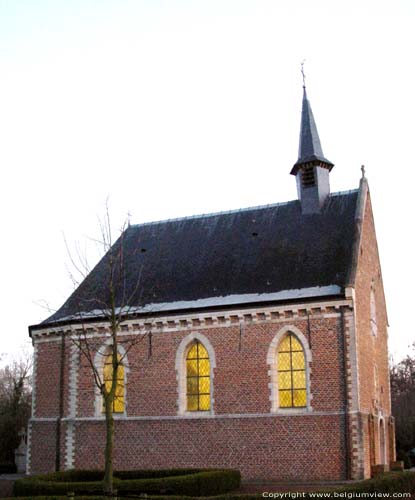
[
  {"left": 9, "top": 496, "right": 260, "bottom": 500},
  {"left": 10, "top": 471, "right": 415, "bottom": 498},
  {"left": 397, "top": 449, "right": 413, "bottom": 469},
  {"left": 338, "top": 471, "right": 415, "bottom": 495},
  {"left": 0, "top": 462, "right": 17, "bottom": 474},
  {"left": 11, "top": 497, "right": 105, "bottom": 500},
  {"left": 13, "top": 468, "right": 241, "bottom": 497},
  {"left": 13, "top": 477, "right": 104, "bottom": 497},
  {"left": 115, "top": 468, "right": 202, "bottom": 480}
]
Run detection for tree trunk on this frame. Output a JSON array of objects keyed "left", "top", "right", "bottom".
[{"left": 103, "top": 400, "right": 114, "bottom": 496}]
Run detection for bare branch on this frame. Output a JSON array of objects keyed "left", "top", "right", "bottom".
[
  {"left": 32, "top": 299, "right": 57, "bottom": 314},
  {"left": 63, "top": 232, "right": 89, "bottom": 282}
]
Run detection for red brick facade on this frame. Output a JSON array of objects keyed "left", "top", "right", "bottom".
[
  {"left": 352, "top": 190, "right": 394, "bottom": 477},
  {"left": 28, "top": 181, "right": 394, "bottom": 481}
]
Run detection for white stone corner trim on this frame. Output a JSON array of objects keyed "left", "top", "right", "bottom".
[
  {"left": 31, "top": 343, "right": 39, "bottom": 419},
  {"left": 65, "top": 421, "right": 75, "bottom": 470},
  {"left": 25, "top": 420, "right": 33, "bottom": 475},
  {"left": 266, "top": 324, "right": 313, "bottom": 413},
  {"left": 344, "top": 310, "right": 360, "bottom": 412},
  {"left": 175, "top": 332, "right": 216, "bottom": 416},
  {"left": 68, "top": 342, "right": 80, "bottom": 418}
]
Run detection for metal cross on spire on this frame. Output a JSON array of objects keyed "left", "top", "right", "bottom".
[{"left": 301, "top": 60, "right": 306, "bottom": 89}]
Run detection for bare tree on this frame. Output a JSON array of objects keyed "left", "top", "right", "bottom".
[
  {"left": 0, "top": 353, "right": 32, "bottom": 464},
  {"left": 390, "top": 343, "right": 415, "bottom": 467},
  {"left": 64, "top": 205, "right": 148, "bottom": 496}
]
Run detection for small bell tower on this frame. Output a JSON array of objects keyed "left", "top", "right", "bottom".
[{"left": 291, "top": 70, "right": 334, "bottom": 214}]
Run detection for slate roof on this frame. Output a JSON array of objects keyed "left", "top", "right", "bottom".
[
  {"left": 291, "top": 87, "right": 334, "bottom": 174},
  {"left": 41, "top": 189, "right": 359, "bottom": 327}
]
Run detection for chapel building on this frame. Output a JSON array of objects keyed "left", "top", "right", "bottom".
[{"left": 28, "top": 86, "right": 394, "bottom": 481}]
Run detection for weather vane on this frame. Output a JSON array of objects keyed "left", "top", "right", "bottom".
[{"left": 301, "top": 59, "right": 306, "bottom": 88}]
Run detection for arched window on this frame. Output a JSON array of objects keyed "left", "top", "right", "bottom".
[
  {"left": 277, "top": 333, "right": 307, "bottom": 408},
  {"left": 103, "top": 352, "right": 125, "bottom": 413},
  {"left": 175, "top": 333, "right": 216, "bottom": 415},
  {"left": 186, "top": 340, "right": 210, "bottom": 411}
]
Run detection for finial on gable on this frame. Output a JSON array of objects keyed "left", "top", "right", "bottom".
[{"left": 361, "top": 165, "right": 366, "bottom": 179}]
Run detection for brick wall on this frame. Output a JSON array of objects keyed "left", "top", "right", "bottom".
[
  {"left": 74, "top": 415, "right": 346, "bottom": 481},
  {"left": 73, "top": 318, "right": 346, "bottom": 417},
  {"left": 33, "top": 342, "right": 61, "bottom": 418},
  {"left": 354, "top": 188, "right": 393, "bottom": 476},
  {"left": 29, "top": 421, "right": 58, "bottom": 474},
  {"left": 30, "top": 312, "right": 352, "bottom": 480}
]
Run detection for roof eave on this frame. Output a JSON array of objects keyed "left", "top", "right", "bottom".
[{"left": 29, "top": 285, "right": 347, "bottom": 334}]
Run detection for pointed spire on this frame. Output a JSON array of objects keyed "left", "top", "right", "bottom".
[
  {"left": 291, "top": 69, "right": 335, "bottom": 214},
  {"left": 291, "top": 86, "right": 334, "bottom": 175}
]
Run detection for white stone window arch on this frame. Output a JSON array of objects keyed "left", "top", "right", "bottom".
[
  {"left": 93, "top": 339, "right": 130, "bottom": 417},
  {"left": 370, "top": 280, "right": 378, "bottom": 337},
  {"left": 267, "top": 325, "right": 312, "bottom": 412},
  {"left": 175, "top": 332, "right": 216, "bottom": 416}
]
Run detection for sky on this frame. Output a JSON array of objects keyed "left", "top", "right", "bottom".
[{"left": 0, "top": 0, "right": 414, "bottom": 364}]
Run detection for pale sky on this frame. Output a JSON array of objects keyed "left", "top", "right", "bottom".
[{"left": 0, "top": 0, "right": 414, "bottom": 364}]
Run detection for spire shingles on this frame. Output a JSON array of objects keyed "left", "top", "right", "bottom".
[{"left": 291, "top": 87, "right": 333, "bottom": 175}]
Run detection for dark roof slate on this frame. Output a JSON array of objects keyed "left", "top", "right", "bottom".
[{"left": 43, "top": 190, "right": 358, "bottom": 326}]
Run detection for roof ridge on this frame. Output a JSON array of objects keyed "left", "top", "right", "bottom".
[{"left": 130, "top": 189, "right": 358, "bottom": 228}]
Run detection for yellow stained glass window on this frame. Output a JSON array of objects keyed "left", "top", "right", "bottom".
[
  {"left": 186, "top": 341, "right": 210, "bottom": 411},
  {"left": 103, "top": 353, "right": 125, "bottom": 413},
  {"left": 277, "top": 333, "right": 307, "bottom": 408}
]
